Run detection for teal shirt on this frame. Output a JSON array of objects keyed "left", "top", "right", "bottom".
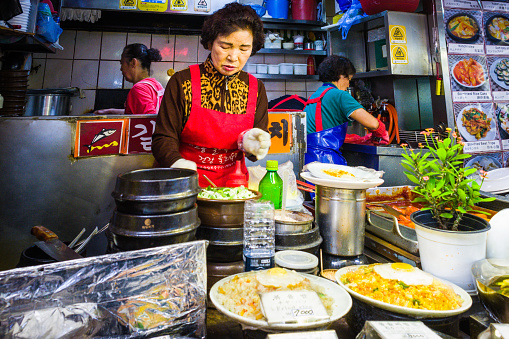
[{"left": 305, "top": 83, "right": 363, "bottom": 134}]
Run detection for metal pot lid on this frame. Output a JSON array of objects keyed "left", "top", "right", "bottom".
[{"left": 27, "top": 87, "right": 80, "bottom": 96}]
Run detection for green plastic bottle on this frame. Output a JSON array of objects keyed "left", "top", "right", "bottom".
[{"left": 258, "top": 160, "right": 283, "bottom": 209}]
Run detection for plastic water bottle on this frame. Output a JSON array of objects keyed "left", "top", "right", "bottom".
[
  {"left": 243, "top": 199, "right": 275, "bottom": 272},
  {"left": 258, "top": 160, "right": 283, "bottom": 209}
]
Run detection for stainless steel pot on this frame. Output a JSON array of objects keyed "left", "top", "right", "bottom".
[
  {"left": 316, "top": 186, "right": 366, "bottom": 256},
  {"left": 24, "top": 88, "right": 80, "bottom": 116}
]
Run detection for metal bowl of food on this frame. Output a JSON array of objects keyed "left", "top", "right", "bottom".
[
  {"left": 112, "top": 168, "right": 200, "bottom": 215},
  {"left": 472, "top": 258, "right": 509, "bottom": 323},
  {"left": 275, "top": 210, "right": 313, "bottom": 234},
  {"left": 197, "top": 187, "right": 261, "bottom": 227}
]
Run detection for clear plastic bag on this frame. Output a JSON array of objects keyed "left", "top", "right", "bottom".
[
  {"left": 336, "top": 0, "right": 367, "bottom": 39},
  {"left": 248, "top": 161, "right": 304, "bottom": 208}
]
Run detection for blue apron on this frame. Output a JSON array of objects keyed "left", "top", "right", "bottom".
[{"left": 304, "top": 86, "right": 348, "bottom": 166}]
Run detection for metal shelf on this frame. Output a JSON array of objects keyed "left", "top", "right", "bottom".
[
  {"left": 253, "top": 74, "right": 319, "bottom": 81},
  {"left": 0, "top": 27, "right": 56, "bottom": 53},
  {"left": 262, "top": 18, "right": 327, "bottom": 32},
  {"left": 353, "top": 70, "right": 391, "bottom": 79},
  {"left": 258, "top": 48, "right": 326, "bottom": 55}
]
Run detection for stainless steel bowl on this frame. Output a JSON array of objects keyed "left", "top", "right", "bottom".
[
  {"left": 275, "top": 210, "right": 313, "bottom": 234},
  {"left": 197, "top": 189, "right": 261, "bottom": 227},
  {"left": 112, "top": 168, "right": 200, "bottom": 215},
  {"left": 472, "top": 258, "right": 509, "bottom": 323}
]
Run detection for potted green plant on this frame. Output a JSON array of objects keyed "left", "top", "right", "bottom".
[{"left": 401, "top": 127, "right": 495, "bottom": 292}]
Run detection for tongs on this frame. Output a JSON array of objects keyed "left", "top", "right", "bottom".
[
  {"left": 71, "top": 223, "right": 109, "bottom": 254},
  {"left": 296, "top": 180, "right": 315, "bottom": 193}
]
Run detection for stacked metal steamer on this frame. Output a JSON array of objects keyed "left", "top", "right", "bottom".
[
  {"left": 274, "top": 210, "right": 323, "bottom": 259},
  {"left": 108, "top": 168, "right": 201, "bottom": 252},
  {"left": 195, "top": 191, "right": 261, "bottom": 294}
]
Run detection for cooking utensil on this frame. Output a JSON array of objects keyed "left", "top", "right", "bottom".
[
  {"left": 75, "top": 227, "right": 98, "bottom": 254},
  {"left": 73, "top": 223, "right": 109, "bottom": 249},
  {"left": 112, "top": 168, "right": 200, "bottom": 215},
  {"left": 69, "top": 228, "right": 85, "bottom": 248},
  {"left": 31, "top": 226, "right": 82, "bottom": 261},
  {"left": 202, "top": 174, "right": 217, "bottom": 187}
]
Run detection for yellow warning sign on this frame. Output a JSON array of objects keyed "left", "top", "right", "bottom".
[
  {"left": 389, "top": 25, "right": 406, "bottom": 44},
  {"left": 391, "top": 45, "right": 408, "bottom": 64},
  {"left": 138, "top": 0, "right": 168, "bottom": 12},
  {"left": 170, "top": 0, "right": 187, "bottom": 11},
  {"left": 120, "top": 0, "right": 137, "bottom": 10}
]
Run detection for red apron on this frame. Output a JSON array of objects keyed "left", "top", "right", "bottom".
[{"left": 179, "top": 64, "right": 258, "bottom": 187}]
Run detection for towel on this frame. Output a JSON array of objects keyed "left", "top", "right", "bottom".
[{"left": 61, "top": 8, "right": 102, "bottom": 23}]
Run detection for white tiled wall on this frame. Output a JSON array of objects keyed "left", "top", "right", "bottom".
[{"left": 30, "top": 29, "right": 318, "bottom": 115}]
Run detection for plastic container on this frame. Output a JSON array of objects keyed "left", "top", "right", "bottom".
[
  {"left": 259, "top": 160, "right": 283, "bottom": 209},
  {"left": 294, "top": 64, "right": 307, "bottom": 75},
  {"left": 256, "top": 64, "right": 268, "bottom": 74},
  {"left": 265, "top": 0, "right": 289, "bottom": 19},
  {"left": 279, "top": 63, "right": 294, "bottom": 75},
  {"left": 291, "top": 0, "right": 317, "bottom": 21},
  {"left": 243, "top": 199, "right": 276, "bottom": 271},
  {"left": 282, "top": 42, "right": 295, "bottom": 50},
  {"left": 244, "top": 63, "right": 257, "bottom": 73},
  {"left": 275, "top": 250, "right": 319, "bottom": 275},
  {"left": 264, "top": 36, "right": 282, "bottom": 49},
  {"left": 268, "top": 64, "right": 280, "bottom": 75},
  {"left": 226, "top": 160, "right": 248, "bottom": 187}
]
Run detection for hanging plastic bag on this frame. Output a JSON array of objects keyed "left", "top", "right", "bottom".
[
  {"left": 335, "top": 0, "right": 352, "bottom": 12},
  {"left": 336, "top": 0, "right": 367, "bottom": 39},
  {"left": 247, "top": 161, "right": 304, "bottom": 208},
  {"left": 36, "top": 3, "right": 62, "bottom": 43}
]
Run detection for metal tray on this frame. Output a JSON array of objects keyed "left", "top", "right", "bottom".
[{"left": 366, "top": 210, "right": 418, "bottom": 254}]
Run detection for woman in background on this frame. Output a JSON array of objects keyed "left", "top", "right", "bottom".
[
  {"left": 94, "top": 43, "right": 164, "bottom": 115},
  {"left": 152, "top": 3, "right": 271, "bottom": 187},
  {"left": 304, "top": 55, "right": 389, "bottom": 166}
]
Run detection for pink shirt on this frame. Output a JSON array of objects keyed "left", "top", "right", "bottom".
[{"left": 125, "top": 78, "right": 164, "bottom": 115}]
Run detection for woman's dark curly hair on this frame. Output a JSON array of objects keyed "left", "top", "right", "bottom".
[
  {"left": 200, "top": 2, "right": 264, "bottom": 55},
  {"left": 318, "top": 55, "right": 356, "bottom": 82},
  {"left": 122, "top": 43, "right": 162, "bottom": 71}
]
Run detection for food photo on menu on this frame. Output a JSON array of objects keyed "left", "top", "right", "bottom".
[
  {"left": 453, "top": 103, "right": 498, "bottom": 142},
  {"left": 495, "top": 102, "right": 509, "bottom": 140},
  {"left": 484, "top": 11, "right": 509, "bottom": 46},
  {"left": 449, "top": 55, "right": 490, "bottom": 93},
  {"left": 444, "top": 9, "right": 483, "bottom": 46}
]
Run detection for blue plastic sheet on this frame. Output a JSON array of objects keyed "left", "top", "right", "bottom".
[{"left": 36, "top": 3, "right": 62, "bottom": 43}]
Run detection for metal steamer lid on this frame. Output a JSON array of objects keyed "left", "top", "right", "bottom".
[{"left": 275, "top": 250, "right": 318, "bottom": 270}]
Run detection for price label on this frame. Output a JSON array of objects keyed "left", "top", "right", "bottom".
[
  {"left": 448, "top": 43, "right": 484, "bottom": 55},
  {"left": 260, "top": 291, "right": 329, "bottom": 325},
  {"left": 463, "top": 140, "right": 501, "bottom": 153},
  {"left": 502, "top": 139, "right": 509, "bottom": 150},
  {"left": 493, "top": 92, "right": 509, "bottom": 101},
  {"left": 482, "top": 1, "right": 509, "bottom": 12},
  {"left": 486, "top": 45, "right": 509, "bottom": 55},
  {"left": 452, "top": 91, "right": 492, "bottom": 102},
  {"left": 367, "top": 321, "right": 442, "bottom": 339},
  {"left": 443, "top": 0, "right": 480, "bottom": 9}
]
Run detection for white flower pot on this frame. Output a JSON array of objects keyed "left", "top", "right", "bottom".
[{"left": 411, "top": 210, "right": 490, "bottom": 293}]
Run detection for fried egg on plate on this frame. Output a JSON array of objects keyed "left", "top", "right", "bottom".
[
  {"left": 255, "top": 267, "right": 305, "bottom": 288},
  {"left": 374, "top": 263, "right": 433, "bottom": 286}
]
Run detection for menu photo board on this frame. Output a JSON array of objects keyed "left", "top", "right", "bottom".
[{"left": 483, "top": 11, "right": 509, "bottom": 55}]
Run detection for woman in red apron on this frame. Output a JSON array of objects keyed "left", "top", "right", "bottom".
[
  {"left": 152, "top": 3, "right": 271, "bottom": 187},
  {"left": 94, "top": 43, "right": 164, "bottom": 115}
]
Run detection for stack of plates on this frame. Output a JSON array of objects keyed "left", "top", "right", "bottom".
[
  {"left": 477, "top": 168, "right": 509, "bottom": 195},
  {"left": 7, "top": 0, "right": 32, "bottom": 32},
  {"left": 0, "top": 70, "right": 29, "bottom": 116}
]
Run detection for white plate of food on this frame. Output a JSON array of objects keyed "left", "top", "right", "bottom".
[
  {"left": 335, "top": 263, "right": 472, "bottom": 318},
  {"left": 456, "top": 106, "right": 496, "bottom": 142},
  {"left": 490, "top": 58, "right": 509, "bottom": 90},
  {"left": 210, "top": 268, "right": 352, "bottom": 331},
  {"left": 452, "top": 58, "right": 486, "bottom": 89},
  {"left": 305, "top": 162, "right": 384, "bottom": 181},
  {"left": 301, "top": 171, "right": 384, "bottom": 190},
  {"left": 466, "top": 155, "right": 502, "bottom": 173}
]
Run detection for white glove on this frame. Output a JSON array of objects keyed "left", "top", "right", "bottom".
[
  {"left": 171, "top": 158, "right": 197, "bottom": 171},
  {"left": 242, "top": 128, "right": 271, "bottom": 160}
]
